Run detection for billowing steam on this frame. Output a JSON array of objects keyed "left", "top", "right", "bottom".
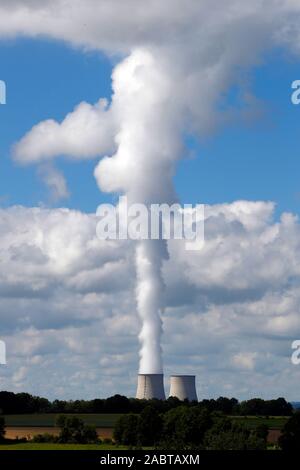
[
  {"left": 11, "top": 0, "right": 300, "bottom": 376},
  {"left": 135, "top": 240, "right": 166, "bottom": 373},
  {"left": 94, "top": 49, "right": 182, "bottom": 373}
]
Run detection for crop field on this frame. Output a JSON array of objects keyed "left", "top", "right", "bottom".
[
  {"left": 3, "top": 414, "right": 122, "bottom": 428},
  {"left": 0, "top": 443, "right": 127, "bottom": 450},
  {"left": 230, "top": 416, "right": 288, "bottom": 429},
  {"left": 3, "top": 414, "right": 289, "bottom": 430}
]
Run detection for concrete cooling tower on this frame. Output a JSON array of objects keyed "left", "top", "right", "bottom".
[
  {"left": 136, "top": 374, "right": 166, "bottom": 400},
  {"left": 169, "top": 375, "right": 198, "bottom": 401}
]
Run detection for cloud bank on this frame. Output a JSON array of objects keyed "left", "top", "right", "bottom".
[
  {"left": 1, "top": 0, "right": 300, "bottom": 396},
  {"left": 0, "top": 202, "right": 300, "bottom": 399}
]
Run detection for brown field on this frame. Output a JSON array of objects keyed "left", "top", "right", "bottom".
[
  {"left": 5, "top": 427, "right": 113, "bottom": 440},
  {"left": 267, "top": 429, "right": 281, "bottom": 445}
]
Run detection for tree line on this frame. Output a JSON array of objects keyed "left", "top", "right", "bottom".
[
  {"left": 0, "top": 391, "right": 293, "bottom": 416},
  {"left": 114, "top": 404, "right": 300, "bottom": 450},
  {"left": 114, "top": 405, "right": 269, "bottom": 450}
]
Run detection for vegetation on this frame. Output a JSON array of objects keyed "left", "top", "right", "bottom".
[
  {"left": 31, "top": 415, "right": 99, "bottom": 444},
  {"left": 2, "top": 413, "right": 289, "bottom": 431},
  {"left": 278, "top": 411, "right": 300, "bottom": 450},
  {"left": 113, "top": 405, "right": 271, "bottom": 450},
  {"left": 231, "top": 416, "right": 288, "bottom": 429},
  {"left": 203, "top": 416, "right": 267, "bottom": 450},
  {"left": 0, "top": 390, "right": 296, "bottom": 451},
  {"left": 0, "top": 443, "right": 124, "bottom": 450},
  {"left": 56, "top": 415, "right": 98, "bottom": 444},
  {"left": 238, "top": 397, "right": 292, "bottom": 416},
  {"left": 0, "top": 390, "right": 293, "bottom": 416},
  {"left": 0, "top": 416, "right": 5, "bottom": 442},
  {"left": 1, "top": 406, "right": 300, "bottom": 450},
  {"left": 114, "top": 414, "right": 140, "bottom": 446},
  {"left": 159, "top": 406, "right": 211, "bottom": 448},
  {"left": 3, "top": 413, "right": 121, "bottom": 427}
]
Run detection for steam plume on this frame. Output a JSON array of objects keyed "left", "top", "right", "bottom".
[{"left": 94, "top": 49, "right": 181, "bottom": 373}]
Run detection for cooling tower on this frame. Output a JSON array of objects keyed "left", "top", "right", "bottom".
[
  {"left": 169, "top": 375, "right": 198, "bottom": 401},
  {"left": 136, "top": 374, "right": 166, "bottom": 400}
]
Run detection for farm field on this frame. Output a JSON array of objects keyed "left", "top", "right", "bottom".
[
  {"left": 1, "top": 413, "right": 288, "bottom": 446},
  {"left": 230, "top": 416, "right": 288, "bottom": 429},
  {"left": 0, "top": 443, "right": 128, "bottom": 450},
  {"left": 4, "top": 426, "right": 113, "bottom": 440},
  {"left": 3, "top": 414, "right": 289, "bottom": 430},
  {"left": 3, "top": 414, "right": 122, "bottom": 427}
]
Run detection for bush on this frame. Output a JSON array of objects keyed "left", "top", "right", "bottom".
[
  {"left": 279, "top": 411, "right": 300, "bottom": 450},
  {"left": 102, "top": 437, "right": 112, "bottom": 444},
  {"left": 56, "top": 415, "right": 99, "bottom": 444},
  {"left": 204, "top": 429, "right": 266, "bottom": 450},
  {"left": 32, "top": 433, "right": 57, "bottom": 443},
  {"left": 114, "top": 405, "right": 163, "bottom": 447},
  {"left": 137, "top": 405, "right": 163, "bottom": 446},
  {"left": 204, "top": 417, "right": 267, "bottom": 450},
  {"left": 162, "top": 406, "right": 212, "bottom": 447},
  {"left": 113, "top": 414, "right": 139, "bottom": 446},
  {"left": 0, "top": 416, "right": 5, "bottom": 442}
]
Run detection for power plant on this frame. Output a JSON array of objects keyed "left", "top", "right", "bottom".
[
  {"left": 135, "top": 373, "right": 198, "bottom": 401},
  {"left": 136, "top": 374, "right": 166, "bottom": 400},
  {"left": 169, "top": 375, "right": 198, "bottom": 401}
]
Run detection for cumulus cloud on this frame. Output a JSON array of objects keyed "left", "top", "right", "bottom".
[
  {"left": 12, "top": 0, "right": 300, "bottom": 167},
  {"left": 0, "top": 1, "right": 299, "bottom": 55},
  {"left": 0, "top": 202, "right": 300, "bottom": 399},
  {"left": 14, "top": 99, "right": 115, "bottom": 163},
  {"left": 11, "top": 0, "right": 300, "bottom": 372}
]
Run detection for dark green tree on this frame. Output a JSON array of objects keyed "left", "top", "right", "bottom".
[
  {"left": 279, "top": 411, "right": 300, "bottom": 450},
  {"left": 204, "top": 417, "right": 266, "bottom": 450},
  {"left": 113, "top": 414, "right": 139, "bottom": 446},
  {"left": 56, "top": 415, "right": 98, "bottom": 444},
  {"left": 162, "top": 406, "right": 212, "bottom": 447},
  {"left": 0, "top": 416, "right": 5, "bottom": 442},
  {"left": 137, "top": 405, "right": 163, "bottom": 446},
  {"left": 104, "top": 395, "right": 130, "bottom": 413}
]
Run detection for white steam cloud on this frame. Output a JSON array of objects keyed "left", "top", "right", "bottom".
[
  {"left": 9, "top": 0, "right": 300, "bottom": 374},
  {"left": 95, "top": 49, "right": 182, "bottom": 373}
]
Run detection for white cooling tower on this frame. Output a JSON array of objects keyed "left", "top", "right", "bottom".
[
  {"left": 169, "top": 375, "right": 198, "bottom": 401},
  {"left": 136, "top": 373, "right": 166, "bottom": 400}
]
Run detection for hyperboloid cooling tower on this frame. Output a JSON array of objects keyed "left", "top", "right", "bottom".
[
  {"left": 136, "top": 374, "right": 166, "bottom": 400},
  {"left": 169, "top": 375, "right": 198, "bottom": 401}
]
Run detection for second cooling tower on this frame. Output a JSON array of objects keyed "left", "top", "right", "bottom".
[
  {"left": 169, "top": 375, "right": 198, "bottom": 401},
  {"left": 136, "top": 374, "right": 166, "bottom": 400}
]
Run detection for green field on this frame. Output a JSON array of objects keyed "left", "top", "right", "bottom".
[
  {"left": 0, "top": 443, "right": 128, "bottom": 450},
  {"left": 3, "top": 414, "right": 122, "bottom": 427},
  {"left": 3, "top": 414, "right": 289, "bottom": 429},
  {"left": 231, "top": 416, "right": 288, "bottom": 429}
]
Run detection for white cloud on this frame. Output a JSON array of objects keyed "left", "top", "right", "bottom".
[
  {"left": 232, "top": 352, "right": 257, "bottom": 370},
  {"left": 14, "top": 99, "right": 115, "bottom": 163},
  {"left": 0, "top": 202, "right": 300, "bottom": 399},
  {"left": 2, "top": 0, "right": 300, "bottom": 397},
  {"left": 38, "top": 163, "right": 70, "bottom": 201},
  {"left": 11, "top": 1, "right": 300, "bottom": 168}
]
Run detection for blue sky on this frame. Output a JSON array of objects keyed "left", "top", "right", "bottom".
[
  {"left": 177, "top": 51, "right": 300, "bottom": 217},
  {"left": 0, "top": 38, "right": 113, "bottom": 211},
  {"left": 1, "top": 39, "right": 300, "bottom": 216}
]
